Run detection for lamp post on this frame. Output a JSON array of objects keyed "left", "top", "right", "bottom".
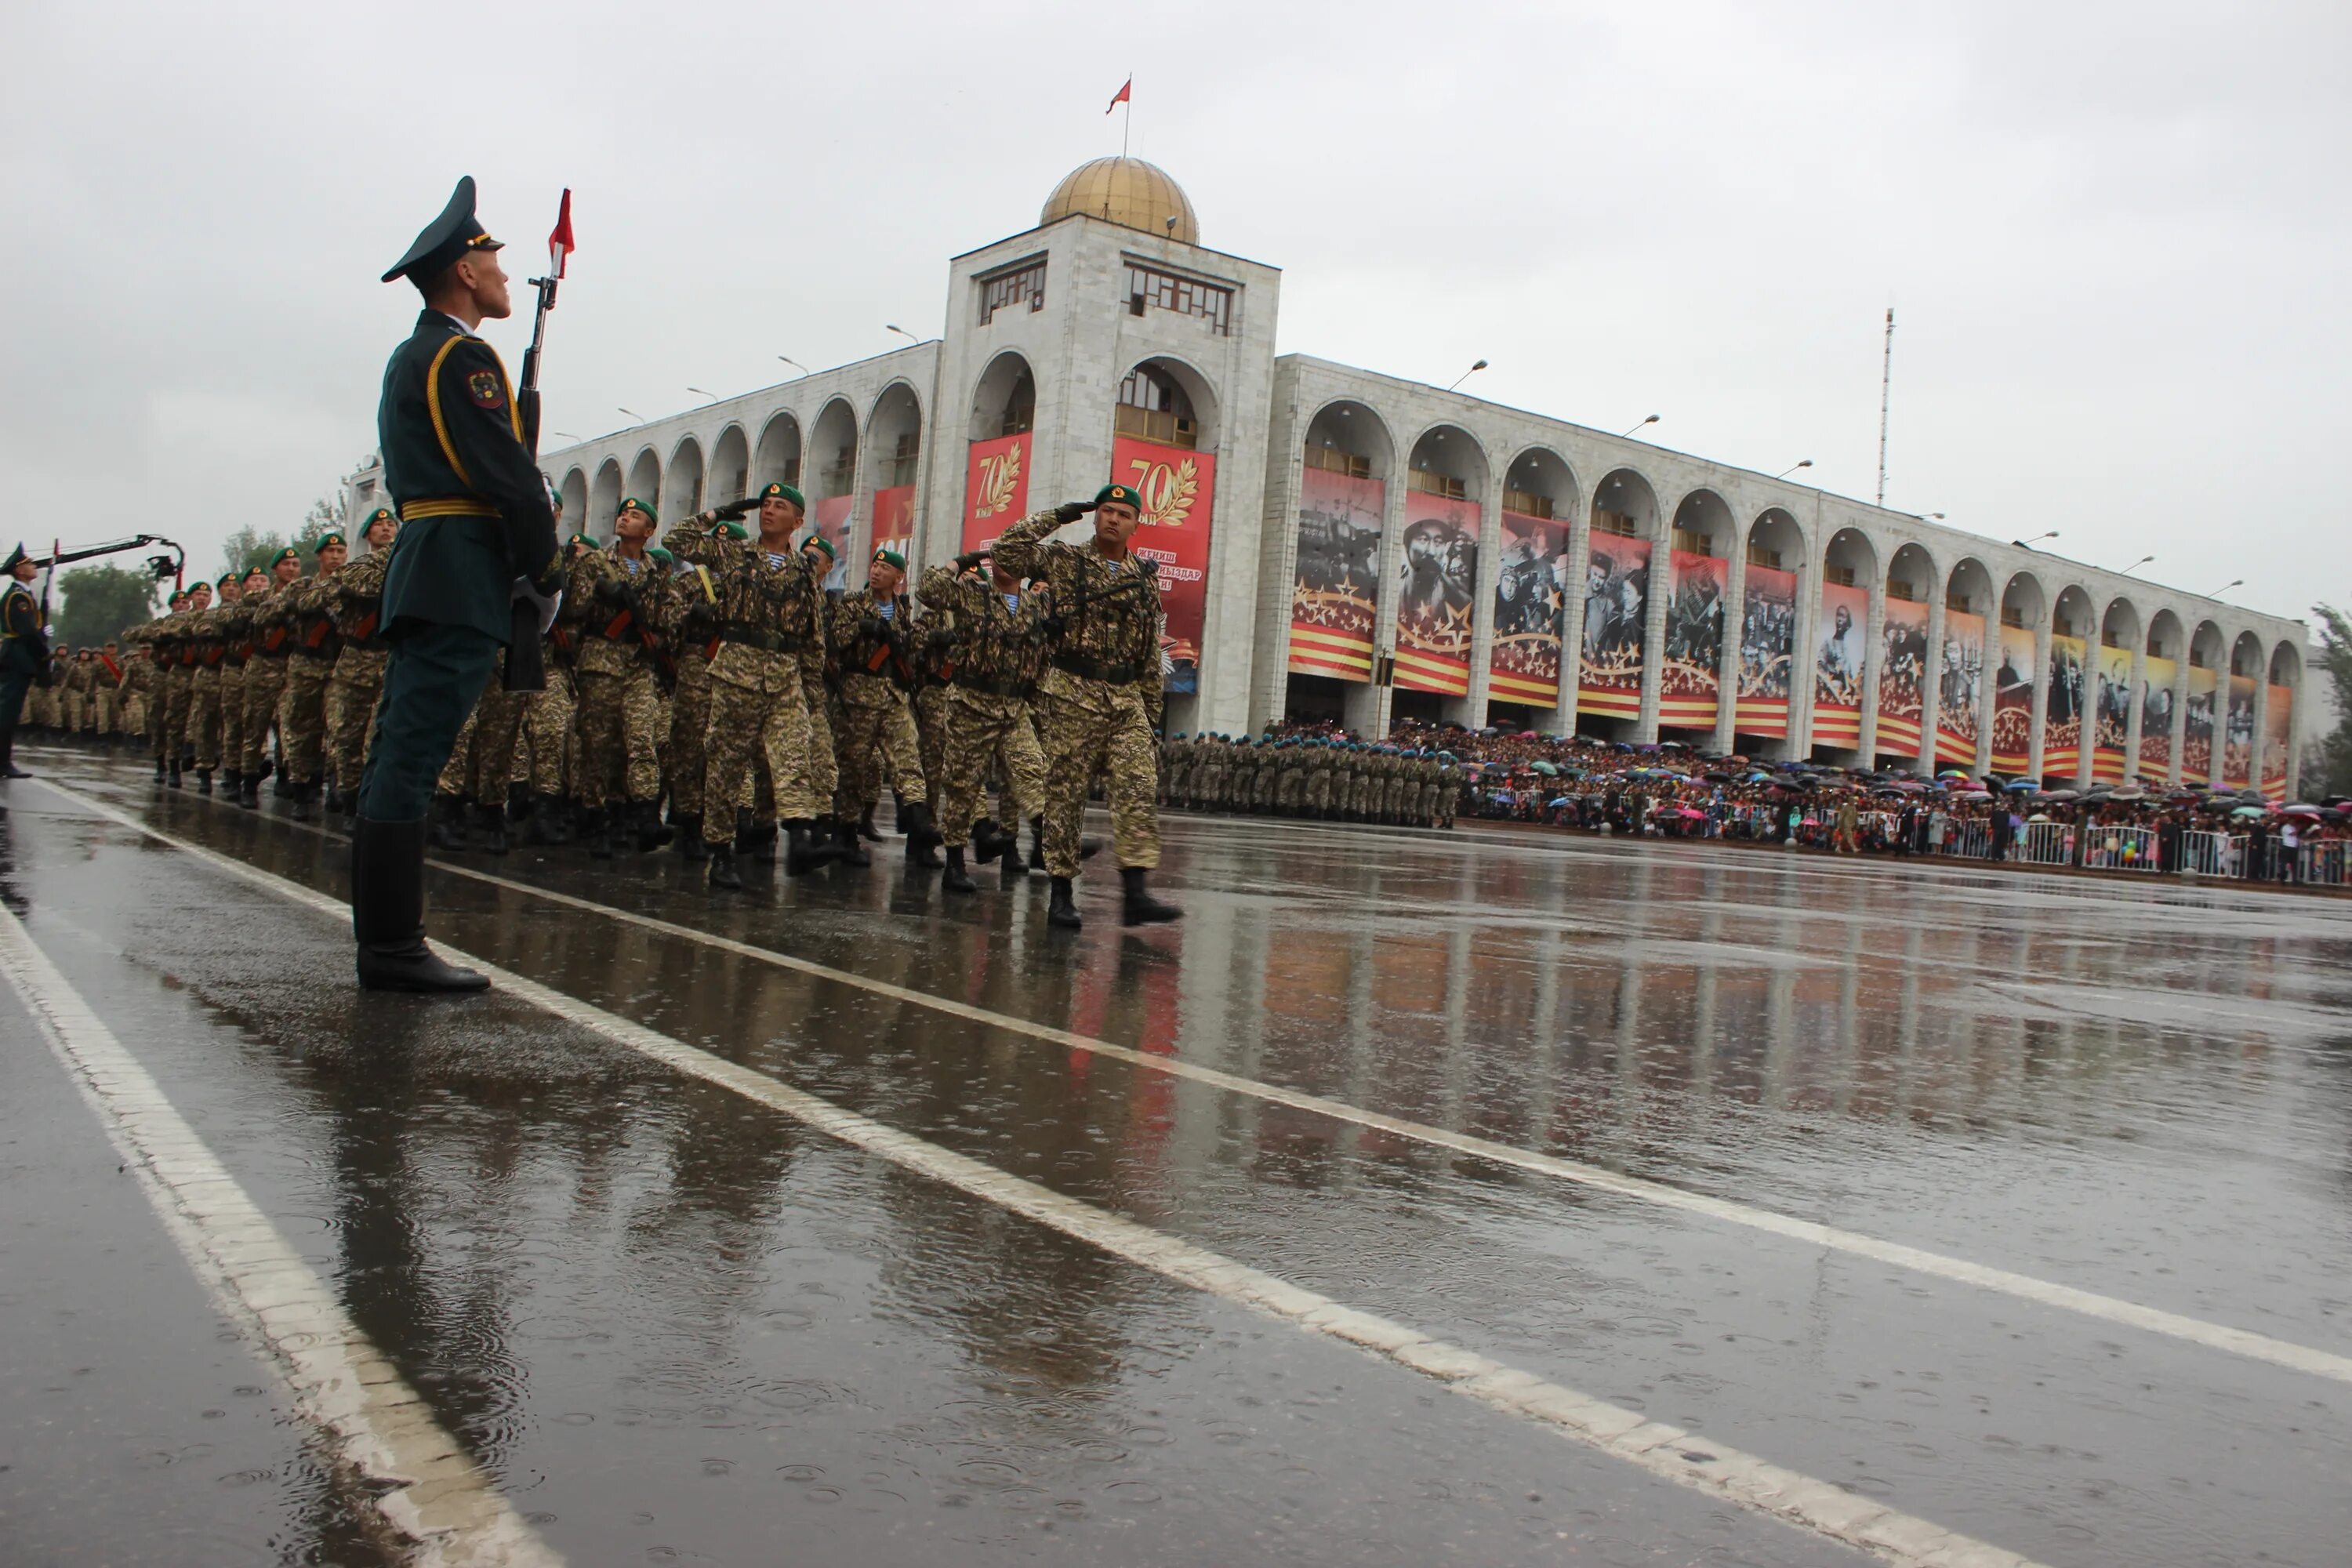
[
  {"left": 1621, "top": 414, "right": 1661, "bottom": 437},
  {"left": 616, "top": 407, "right": 642, "bottom": 423},
  {"left": 1776, "top": 459, "right": 1813, "bottom": 480},
  {"left": 1445, "top": 358, "right": 1488, "bottom": 392},
  {"left": 687, "top": 387, "right": 721, "bottom": 405},
  {"left": 885, "top": 325, "right": 921, "bottom": 346},
  {"left": 2112, "top": 554, "right": 2154, "bottom": 577},
  {"left": 2009, "top": 532, "right": 2058, "bottom": 549},
  {"left": 2209, "top": 578, "right": 2244, "bottom": 598},
  {"left": 776, "top": 355, "right": 808, "bottom": 377}
]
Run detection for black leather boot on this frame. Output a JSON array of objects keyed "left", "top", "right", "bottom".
[
  {"left": 673, "top": 812, "right": 705, "bottom": 860},
  {"left": 168, "top": 757, "right": 183, "bottom": 789},
  {"left": 586, "top": 807, "right": 614, "bottom": 859},
  {"left": 525, "top": 793, "right": 570, "bottom": 845},
  {"left": 942, "top": 844, "right": 976, "bottom": 894},
  {"left": 707, "top": 842, "right": 743, "bottom": 891},
  {"left": 1000, "top": 840, "right": 1028, "bottom": 886},
  {"left": 784, "top": 822, "right": 833, "bottom": 877},
  {"left": 196, "top": 768, "right": 212, "bottom": 795},
  {"left": 633, "top": 801, "right": 673, "bottom": 852},
  {"left": 350, "top": 817, "right": 488, "bottom": 993},
  {"left": 971, "top": 818, "right": 1005, "bottom": 865},
  {"left": 1120, "top": 866, "right": 1182, "bottom": 926},
  {"left": 1027, "top": 815, "right": 1047, "bottom": 870},
  {"left": 428, "top": 794, "right": 469, "bottom": 851},
  {"left": 902, "top": 802, "right": 943, "bottom": 869},
  {"left": 238, "top": 771, "right": 261, "bottom": 810},
  {"left": 222, "top": 768, "right": 242, "bottom": 804},
  {"left": 153, "top": 755, "right": 166, "bottom": 786},
  {"left": 891, "top": 792, "right": 910, "bottom": 835},
  {"left": 859, "top": 805, "right": 882, "bottom": 842},
  {"left": 291, "top": 780, "right": 317, "bottom": 822},
  {"left": 748, "top": 818, "right": 779, "bottom": 864},
  {"left": 324, "top": 782, "right": 343, "bottom": 816},
  {"left": 833, "top": 816, "right": 870, "bottom": 868},
  {"left": 0, "top": 728, "right": 24, "bottom": 780},
  {"left": 478, "top": 804, "right": 510, "bottom": 855},
  {"left": 1047, "top": 875, "right": 1082, "bottom": 929}
]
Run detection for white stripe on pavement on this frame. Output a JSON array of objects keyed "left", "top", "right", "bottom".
[
  {"left": 0, "top": 901, "right": 561, "bottom": 1568},
  {"left": 30, "top": 786, "right": 2046, "bottom": 1568},
  {"left": 56, "top": 775, "right": 2352, "bottom": 1389}
]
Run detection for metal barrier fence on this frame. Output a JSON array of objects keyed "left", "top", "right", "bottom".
[
  {"left": 2182, "top": 830, "right": 2243, "bottom": 877},
  {"left": 2079, "top": 825, "right": 2161, "bottom": 873},
  {"left": 1938, "top": 819, "right": 1992, "bottom": 859},
  {"left": 2013, "top": 822, "right": 2073, "bottom": 866},
  {"left": 2299, "top": 841, "right": 2349, "bottom": 887}
]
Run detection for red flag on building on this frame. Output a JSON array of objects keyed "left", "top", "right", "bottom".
[
  {"left": 1105, "top": 77, "right": 1131, "bottom": 114},
  {"left": 547, "top": 188, "right": 575, "bottom": 278}
]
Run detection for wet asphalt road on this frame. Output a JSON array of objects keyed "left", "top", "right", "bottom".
[{"left": 2, "top": 743, "right": 2347, "bottom": 1567}]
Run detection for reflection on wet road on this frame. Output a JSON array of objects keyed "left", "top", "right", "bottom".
[{"left": 3, "top": 746, "right": 2347, "bottom": 1566}]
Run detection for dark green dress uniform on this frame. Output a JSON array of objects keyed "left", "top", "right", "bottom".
[
  {"left": 352, "top": 176, "right": 559, "bottom": 993},
  {"left": 2, "top": 544, "right": 51, "bottom": 779}
]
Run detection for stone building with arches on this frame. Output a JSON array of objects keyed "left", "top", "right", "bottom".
[{"left": 355, "top": 156, "right": 2310, "bottom": 797}]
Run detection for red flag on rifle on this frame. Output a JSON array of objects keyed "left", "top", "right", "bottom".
[
  {"left": 548, "top": 188, "right": 575, "bottom": 278},
  {"left": 1105, "top": 77, "right": 1131, "bottom": 114}
]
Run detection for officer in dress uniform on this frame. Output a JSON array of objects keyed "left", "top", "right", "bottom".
[
  {"left": 361, "top": 176, "right": 563, "bottom": 992},
  {"left": 1, "top": 543, "right": 50, "bottom": 779}
]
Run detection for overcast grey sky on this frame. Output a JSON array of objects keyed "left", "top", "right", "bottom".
[{"left": 5, "top": 2, "right": 2346, "bottom": 628}]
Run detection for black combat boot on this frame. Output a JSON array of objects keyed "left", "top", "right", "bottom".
[
  {"left": 633, "top": 801, "right": 673, "bottom": 852},
  {"left": 0, "top": 728, "right": 24, "bottom": 780},
  {"left": 941, "top": 845, "right": 976, "bottom": 894},
  {"left": 221, "top": 768, "right": 242, "bottom": 804},
  {"left": 673, "top": 812, "right": 705, "bottom": 860},
  {"left": 585, "top": 807, "right": 615, "bottom": 859},
  {"left": 1027, "top": 815, "right": 1047, "bottom": 870},
  {"left": 525, "top": 793, "right": 570, "bottom": 845},
  {"left": 478, "top": 804, "right": 510, "bottom": 855},
  {"left": 153, "top": 754, "right": 166, "bottom": 786},
  {"left": 707, "top": 842, "right": 743, "bottom": 891},
  {"left": 833, "top": 816, "right": 871, "bottom": 868},
  {"left": 891, "top": 791, "right": 911, "bottom": 835},
  {"left": 428, "top": 794, "right": 470, "bottom": 851},
  {"left": 859, "top": 805, "right": 882, "bottom": 842},
  {"left": 784, "top": 821, "right": 831, "bottom": 877},
  {"left": 748, "top": 818, "right": 779, "bottom": 864},
  {"left": 196, "top": 768, "right": 212, "bottom": 795},
  {"left": 971, "top": 818, "right": 1005, "bottom": 864},
  {"left": 324, "top": 782, "right": 343, "bottom": 816},
  {"left": 1047, "top": 875, "right": 1082, "bottom": 929},
  {"left": 168, "top": 757, "right": 183, "bottom": 789},
  {"left": 290, "top": 779, "right": 317, "bottom": 822},
  {"left": 350, "top": 817, "right": 488, "bottom": 993},
  {"left": 902, "top": 802, "right": 943, "bottom": 869},
  {"left": 1120, "top": 866, "right": 1182, "bottom": 926},
  {"left": 1000, "top": 839, "right": 1028, "bottom": 886},
  {"left": 238, "top": 771, "right": 261, "bottom": 810}
]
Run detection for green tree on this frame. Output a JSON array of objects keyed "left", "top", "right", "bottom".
[
  {"left": 53, "top": 564, "right": 162, "bottom": 649},
  {"left": 2305, "top": 603, "right": 2352, "bottom": 797},
  {"left": 220, "top": 524, "right": 290, "bottom": 579}
]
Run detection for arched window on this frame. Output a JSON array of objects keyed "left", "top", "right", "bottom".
[{"left": 1114, "top": 364, "right": 1196, "bottom": 448}]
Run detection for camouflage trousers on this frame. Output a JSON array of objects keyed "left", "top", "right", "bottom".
[
  {"left": 575, "top": 662, "right": 664, "bottom": 809},
  {"left": 701, "top": 658, "right": 815, "bottom": 844},
  {"left": 803, "top": 687, "right": 837, "bottom": 808},
  {"left": 240, "top": 656, "right": 288, "bottom": 775},
  {"left": 937, "top": 690, "right": 1046, "bottom": 848},
  {"left": 666, "top": 655, "right": 713, "bottom": 817},
  {"left": 325, "top": 645, "right": 389, "bottom": 797},
  {"left": 188, "top": 664, "right": 226, "bottom": 769},
  {"left": 278, "top": 655, "right": 333, "bottom": 783},
  {"left": 434, "top": 693, "right": 480, "bottom": 797},
  {"left": 833, "top": 684, "right": 924, "bottom": 818},
  {"left": 915, "top": 684, "right": 949, "bottom": 812},
  {"left": 463, "top": 688, "right": 532, "bottom": 803},
  {"left": 521, "top": 676, "right": 574, "bottom": 797},
  {"left": 219, "top": 664, "right": 249, "bottom": 771},
  {"left": 1033, "top": 670, "right": 1159, "bottom": 877},
  {"left": 158, "top": 666, "right": 191, "bottom": 758}
]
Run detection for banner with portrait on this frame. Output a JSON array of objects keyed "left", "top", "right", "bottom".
[
  {"left": 1991, "top": 623, "right": 2036, "bottom": 774},
  {"left": 1393, "top": 491, "right": 1479, "bottom": 696},
  {"left": 2139, "top": 655, "right": 2176, "bottom": 777},
  {"left": 2184, "top": 665, "right": 2217, "bottom": 780},
  {"left": 2042, "top": 633, "right": 2085, "bottom": 779},
  {"left": 1112, "top": 435, "right": 1218, "bottom": 695},
  {"left": 1288, "top": 466, "right": 1383, "bottom": 683},
  {"left": 1658, "top": 550, "right": 1726, "bottom": 731},
  {"left": 1577, "top": 532, "right": 1649, "bottom": 720},
  {"left": 2092, "top": 643, "right": 2132, "bottom": 782},
  {"left": 1935, "top": 610, "right": 1984, "bottom": 768},
  {"left": 960, "top": 432, "right": 1030, "bottom": 554},
  {"left": 869, "top": 484, "right": 915, "bottom": 572},
  {"left": 1812, "top": 580, "right": 1868, "bottom": 748},
  {"left": 1875, "top": 597, "right": 1929, "bottom": 759},
  {"left": 810, "top": 495, "right": 852, "bottom": 592},
  {"left": 2223, "top": 673, "right": 2256, "bottom": 788},
  {"left": 1489, "top": 509, "right": 1570, "bottom": 706},
  {"left": 1735, "top": 562, "right": 1796, "bottom": 739},
  {"left": 2263, "top": 683, "right": 2292, "bottom": 802}
]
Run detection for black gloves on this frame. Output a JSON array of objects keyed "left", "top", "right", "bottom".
[
  {"left": 1053, "top": 499, "right": 1096, "bottom": 524},
  {"left": 711, "top": 497, "right": 760, "bottom": 522},
  {"left": 955, "top": 551, "right": 986, "bottom": 572}
]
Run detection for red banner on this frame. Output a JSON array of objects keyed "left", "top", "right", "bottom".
[
  {"left": 2263, "top": 682, "right": 2292, "bottom": 801},
  {"left": 870, "top": 484, "right": 915, "bottom": 570},
  {"left": 1112, "top": 435, "right": 1217, "bottom": 686},
  {"left": 2139, "top": 655, "right": 2176, "bottom": 777},
  {"left": 2184, "top": 665, "right": 2217, "bottom": 780},
  {"left": 1736, "top": 562, "right": 1795, "bottom": 739},
  {"left": 1659, "top": 550, "right": 1724, "bottom": 731},
  {"left": 1876, "top": 596, "right": 1929, "bottom": 759},
  {"left": 2092, "top": 643, "right": 2132, "bottom": 782},
  {"left": 1579, "top": 532, "right": 1648, "bottom": 720},
  {"left": 811, "top": 494, "right": 851, "bottom": 591},
  {"left": 1812, "top": 580, "right": 1867, "bottom": 748},
  {"left": 960, "top": 432, "right": 1030, "bottom": 554},
  {"left": 1936, "top": 610, "right": 1984, "bottom": 768},
  {"left": 1991, "top": 623, "right": 2035, "bottom": 773},
  {"left": 2043, "top": 633, "right": 2085, "bottom": 779},
  {"left": 1289, "top": 466, "right": 1382, "bottom": 683},
  {"left": 1489, "top": 509, "right": 1569, "bottom": 706},
  {"left": 2223, "top": 673, "right": 2256, "bottom": 788},
  {"left": 1393, "top": 491, "right": 1479, "bottom": 696}
]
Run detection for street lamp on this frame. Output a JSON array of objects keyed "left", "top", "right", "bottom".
[
  {"left": 2210, "top": 578, "right": 2244, "bottom": 597},
  {"left": 1776, "top": 459, "right": 1813, "bottom": 480},
  {"left": 1445, "top": 358, "right": 1488, "bottom": 392},
  {"left": 616, "top": 407, "right": 643, "bottom": 422},
  {"left": 551, "top": 430, "right": 580, "bottom": 443},
  {"left": 2113, "top": 554, "right": 2154, "bottom": 576},
  {"left": 687, "top": 387, "right": 721, "bottom": 404},
  {"left": 1622, "top": 414, "right": 1661, "bottom": 437},
  {"left": 776, "top": 355, "right": 808, "bottom": 376},
  {"left": 2009, "top": 531, "right": 2058, "bottom": 549},
  {"left": 885, "top": 325, "right": 921, "bottom": 345}
]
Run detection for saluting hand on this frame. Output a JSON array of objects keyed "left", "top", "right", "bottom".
[{"left": 1053, "top": 500, "right": 1097, "bottom": 524}]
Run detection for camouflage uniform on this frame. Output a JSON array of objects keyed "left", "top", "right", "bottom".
[
  {"left": 278, "top": 571, "right": 342, "bottom": 789},
  {"left": 989, "top": 507, "right": 1164, "bottom": 878},
  {"left": 664, "top": 561, "right": 723, "bottom": 822},
  {"left": 185, "top": 597, "right": 233, "bottom": 774},
  {"left": 829, "top": 585, "right": 926, "bottom": 822},
  {"left": 564, "top": 546, "right": 667, "bottom": 815},
  {"left": 325, "top": 546, "right": 395, "bottom": 800},
  {"left": 916, "top": 562, "right": 1052, "bottom": 849},
  {"left": 661, "top": 514, "right": 826, "bottom": 845},
  {"left": 93, "top": 648, "right": 126, "bottom": 735},
  {"left": 241, "top": 583, "right": 294, "bottom": 779},
  {"left": 1305, "top": 745, "right": 1334, "bottom": 817}
]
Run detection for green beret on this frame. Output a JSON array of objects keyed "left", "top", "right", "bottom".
[
  {"left": 646, "top": 546, "right": 674, "bottom": 567},
  {"left": 617, "top": 496, "right": 655, "bottom": 521},
  {"left": 271, "top": 547, "right": 301, "bottom": 567},
  {"left": 243, "top": 564, "right": 269, "bottom": 579},
  {"left": 803, "top": 534, "right": 836, "bottom": 561},
  {"left": 871, "top": 547, "right": 906, "bottom": 572},
  {"left": 760, "top": 481, "right": 806, "bottom": 512},
  {"left": 312, "top": 532, "right": 345, "bottom": 554},
  {"left": 714, "top": 521, "right": 750, "bottom": 542},
  {"left": 1094, "top": 483, "right": 1143, "bottom": 511},
  {"left": 362, "top": 507, "right": 394, "bottom": 527},
  {"left": 216, "top": 572, "right": 240, "bottom": 589},
  {"left": 568, "top": 532, "right": 599, "bottom": 550}
]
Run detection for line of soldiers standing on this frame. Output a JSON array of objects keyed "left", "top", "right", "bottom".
[
  {"left": 1158, "top": 734, "right": 1461, "bottom": 828},
  {"left": 49, "top": 480, "right": 1184, "bottom": 928}
]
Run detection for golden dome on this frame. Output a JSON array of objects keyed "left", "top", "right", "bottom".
[{"left": 1040, "top": 158, "right": 1200, "bottom": 245}]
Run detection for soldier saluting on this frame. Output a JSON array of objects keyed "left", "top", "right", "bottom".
[{"left": 359, "top": 177, "right": 562, "bottom": 992}]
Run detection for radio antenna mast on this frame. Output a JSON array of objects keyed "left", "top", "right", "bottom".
[{"left": 1876, "top": 307, "right": 1894, "bottom": 507}]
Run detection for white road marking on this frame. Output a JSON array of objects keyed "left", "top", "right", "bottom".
[
  {"left": 0, "top": 901, "right": 561, "bottom": 1568},
  {"left": 27, "top": 788, "right": 2048, "bottom": 1568},
  {"left": 55, "top": 775, "right": 2352, "bottom": 1388}
]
